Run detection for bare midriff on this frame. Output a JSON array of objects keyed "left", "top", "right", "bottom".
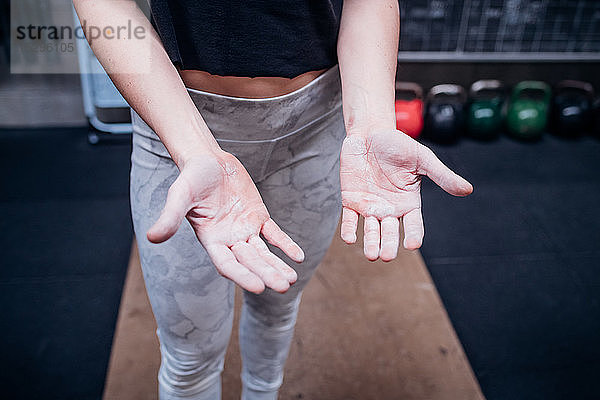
[{"left": 178, "top": 67, "right": 328, "bottom": 99}]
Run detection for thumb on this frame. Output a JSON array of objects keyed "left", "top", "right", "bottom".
[
  {"left": 418, "top": 145, "right": 473, "bottom": 197},
  {"left": 147, "top": 177, "right": 192, "bottom": 243}
]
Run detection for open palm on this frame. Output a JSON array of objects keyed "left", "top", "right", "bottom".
[
  {"left": 147, "top": 152, "right": 304, "bottom": 294},
  {"left": 340, "top": 130, "right": 473, "bottom": 261}
]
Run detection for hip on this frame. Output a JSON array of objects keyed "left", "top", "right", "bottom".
[{"left": 131, "top": 65, "right": 345, "bottom": 182}]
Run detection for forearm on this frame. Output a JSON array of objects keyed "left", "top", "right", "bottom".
[
  {"left": 73, "top": 0, "right": 221, "bottom": 167},
  {"left": 337, "top": 0, "right": 399, "bottom": 136}
]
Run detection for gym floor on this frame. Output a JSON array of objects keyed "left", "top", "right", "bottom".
[
  {"left": 102, "top": 134, "right": 600, "bottom": 400},
  {"left": 103, "top": 228, "right": 483, "bottom": 400},
  {"left": 2, "top": 125, "right": 599, "bottom": 400}
]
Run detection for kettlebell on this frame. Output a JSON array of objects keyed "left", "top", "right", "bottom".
[
  {"left": 506, "top": 81, "right": 551, "bottom": 141},
  {"left": 467, "top": 80, "right": 505, "bottom": 140},
  {"left": 424, "top": 84, "right": 466, "bottom": 144},
  {"left": 551, "top": 80, "right": 594, "bottom": 137},
  {"left": 395, "top": 82, "right": 424, "bottom": 139}
]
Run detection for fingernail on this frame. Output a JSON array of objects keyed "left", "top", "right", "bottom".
[
  {"left": 296, "top": 246, "right": 305, "bottom": 262},
  {"left": 277, "top": 282, "right": 290, "bottom": 293},
  {"left": 342, "top": 233, "right": 356, "bottom": 243},
  {"left": 287, "top": 271, "right": 298, "bottom": 283},
  {"left": 404, "top": 238, "right": 421, "bottom": 250}
]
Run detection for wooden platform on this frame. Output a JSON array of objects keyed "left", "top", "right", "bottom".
[{"left": 103, "top": 223, "right": 484, "bottom": 400}]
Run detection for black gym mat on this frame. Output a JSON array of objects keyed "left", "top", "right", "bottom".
[
  {"left": 0, "top": 128, "right": 133, "bottom": 400},
  {"left": 420, "top": 135, "right": 600, "bottom": 400},
  {"left": 2, "top": 126, "right": 599, "bottom": 399}
]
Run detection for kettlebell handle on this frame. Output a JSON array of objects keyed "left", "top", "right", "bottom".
[
  {"left": 395, "top": 82, "right": 423, "bottom": 99},
  {"left": 512, "top": 81, "right": 551, "bottom": 103},
  {"left": 469, "top": 80, "right": 504, "bottom": 97},
  {"left": 555, "top": 80, "right": 594, "bottom": 97},
  {"left": 427, "top": 84, "right": 467, "bottom": 103}
]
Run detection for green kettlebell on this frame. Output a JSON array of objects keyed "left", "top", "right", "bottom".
[
  {"left": 467, "top": 80, "right": 505, "bottom": 140},
  {"left": 506, "top": 81, "right": 551, "bottom": 140}
]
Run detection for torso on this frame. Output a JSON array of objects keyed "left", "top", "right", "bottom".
[{"left": 178, "top": 68, "right": 328, "bottom": 99}]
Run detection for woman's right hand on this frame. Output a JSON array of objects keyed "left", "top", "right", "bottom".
[{"left": 146, "top": 151, "right": 304, "bottom": 294}]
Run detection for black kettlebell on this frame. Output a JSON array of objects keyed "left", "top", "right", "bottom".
[
  {"left": 425, "top": 84, "right": 466, "bottom": 143},
  {"left": 551, "top": 80, "right": 594, "bottom": 137}
]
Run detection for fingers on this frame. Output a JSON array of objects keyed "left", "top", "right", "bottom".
[
  {"left": 248, "top": 235, "right": 298, "bottom": 284},
  {"left": 380, "top": 217, "right": 400, "bottom": 261},
  {"left": 419, "top": 146, "right": 473, "bottom": 197},
  {"left": 147, "top": 178, "right": 191, "bottom": 243},
  {"left": 205, "top": 238, "right": 297, "bottom": 294},
  {"left": 402, "top": 208, "right": 424, "bottom": 250},
  {"left": 363, "top": 216, "right": 380, "bottom": 261},
  {"left": 351, "top": 212, "right": 417, "bottom": 260},
  {"left": 231, "top": 242, "right": 290, "bottom": 293},
  {"left": 204, "top": 244, "right": 265, "bottom": 294},
  {"left": 261, "top": 219, "right": 305, "bottom": 263},
  {"left": 341, "top": 207, "right": 359, "bottom": 244}
]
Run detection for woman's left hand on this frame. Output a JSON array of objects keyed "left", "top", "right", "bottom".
[{"left": 339, "top": 129, "right": 473, "bottom": 261}]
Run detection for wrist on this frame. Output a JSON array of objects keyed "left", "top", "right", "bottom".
[
  {"left": 178, "top": 146, "right": 228, "bottom": 170},
  {"left": 165, "top": 114, "right": 224, "bottom": 168},
  {"left": 344, "top": 115, "right": 396, "bottom": 138},
  {"left": 343, "top": 103, "right": 396, "bottom": 138}
]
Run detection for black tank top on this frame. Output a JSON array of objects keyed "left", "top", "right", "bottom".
[{"left": 148, "top": 0, "right": 343, "bottom": 78}]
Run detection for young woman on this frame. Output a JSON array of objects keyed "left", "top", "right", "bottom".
[{"left": 73, "top": 1, "right": 473, "bottom": 399}]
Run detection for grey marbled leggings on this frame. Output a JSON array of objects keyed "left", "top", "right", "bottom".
[{"left": 129, "top": 66, "right": 345, "bottom": 400}]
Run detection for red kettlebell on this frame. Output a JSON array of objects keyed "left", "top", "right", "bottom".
[{"left": 395, "top": 82, "right": 424, "bottom": 139}]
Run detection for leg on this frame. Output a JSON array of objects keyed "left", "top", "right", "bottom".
[
  {"left": 130, "top": 123, "right": 235, "bottom": 400},
  {"left": 239, "top": 109, "right": 346, "bottom": 399}
]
